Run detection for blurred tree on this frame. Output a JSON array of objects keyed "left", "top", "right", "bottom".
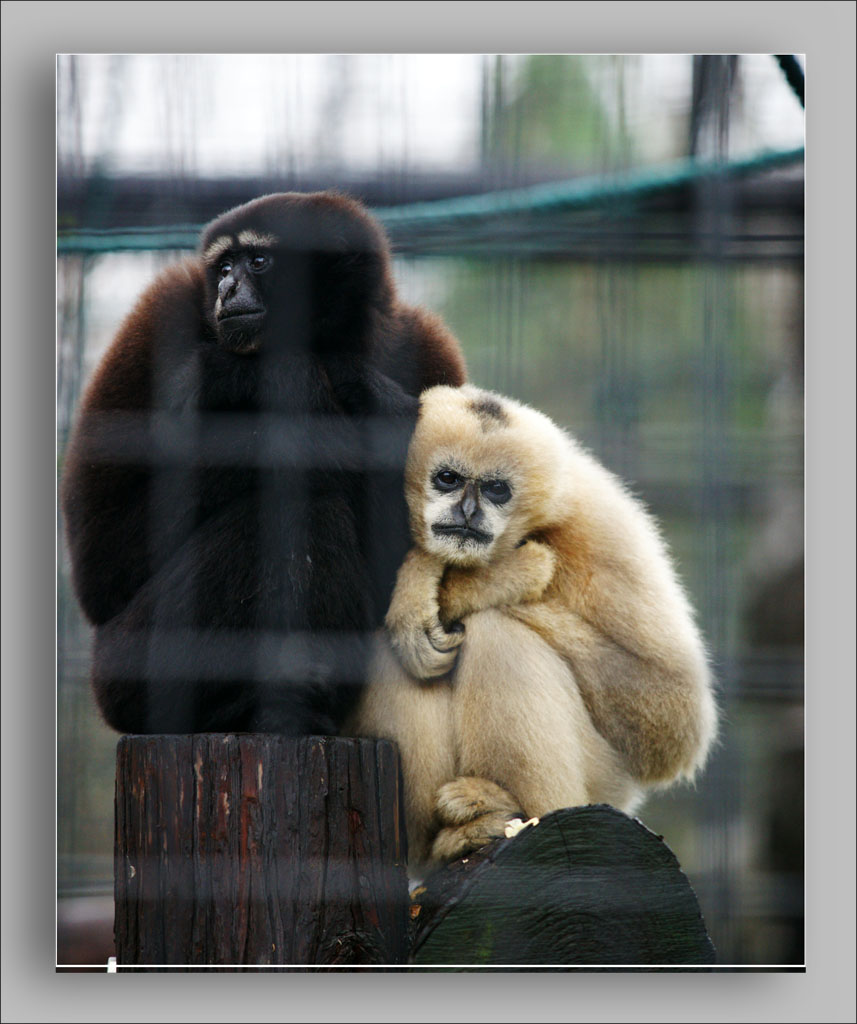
[{"left": 481, "top": 55, "right": 619, "bottom": 175}]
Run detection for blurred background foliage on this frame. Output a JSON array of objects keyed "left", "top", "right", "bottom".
[{"left": 57, "top": 53, "right": 804, "bottom": 967}]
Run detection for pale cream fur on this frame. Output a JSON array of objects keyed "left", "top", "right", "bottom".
[{"left": 344, "top": 385, "right": 717, "bottom": 871}]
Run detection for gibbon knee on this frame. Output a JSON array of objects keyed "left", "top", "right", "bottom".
[{"left": 451, "top": 610, "right": 639, "bottom": 816}]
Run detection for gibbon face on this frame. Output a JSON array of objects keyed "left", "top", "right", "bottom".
[
  {"left": 199, "top": 191, "right": 392, "bottom": 357},
  {"left": 406, "top": 385, "right": 573, "bottom": 567},
  {"left": 421, "top": 459, "right": 517, "bottom": 565},
  {"left": 204, "top": 236, "right": 274, "bottom": 355}
]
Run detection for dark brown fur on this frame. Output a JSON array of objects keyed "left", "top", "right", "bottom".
[{"left": 61, "top": 191, "right": 466, "bottom": 735}]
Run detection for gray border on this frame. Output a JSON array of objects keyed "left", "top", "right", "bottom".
[{"left": 3, "top": 1, "right": 855, "bottom": 1021}]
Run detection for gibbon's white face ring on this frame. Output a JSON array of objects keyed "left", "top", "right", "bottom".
[{"left": 421, "top": 486, "right": 511, "bottom": 566}]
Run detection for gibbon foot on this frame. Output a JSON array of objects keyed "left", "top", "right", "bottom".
[
  {"left": 431, "top": 811, "right": 521, "bottom": 862},
  {"left": 436, "top": 776, "right": 522, "bottom": 825},
  {"left": 431, "top": 777, "right": 524, "bottom": 861}
]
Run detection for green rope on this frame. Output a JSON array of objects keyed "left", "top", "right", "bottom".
[
  {"left": 57, "top": 225, "right": 201, "bottom": 254},
  {"left": 57, "top": 146, "right": 804, "bottom": 255},
  {"left": 375, "top": 147, "right": 803, "bottom": 227}
]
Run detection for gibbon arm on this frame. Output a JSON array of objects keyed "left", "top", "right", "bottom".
[
  {"left": 437, "top": 540, "right": 556, "bottom": 628},
  {"left": 385, "top": 548, "right": 464, "bottom": 679},
  {"left": 385, "top": 540, "right": 556, "bottom": 680}
]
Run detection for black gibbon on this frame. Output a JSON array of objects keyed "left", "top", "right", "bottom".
[
  {"left": 345, "top": 385, "right": 717, "bottom": 868},
  {"left": 61, "top": 191, "right": 466, "bottom": 735}
]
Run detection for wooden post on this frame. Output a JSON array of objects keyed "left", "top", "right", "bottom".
[
  {"left": 409, "top": 805, "right": 716, "bottom": 968},
  {"left": 114, "top": 734, "right": 409, "bottom": 969}
]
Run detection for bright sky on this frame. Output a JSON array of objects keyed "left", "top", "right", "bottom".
[
  {"left": 58, "top": 53, "right": 805, "bottom": 384},
  {"left": 60, "top": 53, "right": 804, "bottom": 177}
]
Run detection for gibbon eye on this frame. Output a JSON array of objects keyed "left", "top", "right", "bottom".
[
  {"left": 249, "top": 253, "right": 270, "bottom": 273},
  {"left": 433, "top": 469, "right": 461, "bottom": 491},
  {"left": 218, "top": 260, "right": 233, "bottom": 278},
  {"left": 482, "top": 479, "right": 511, "bottom": 504}
]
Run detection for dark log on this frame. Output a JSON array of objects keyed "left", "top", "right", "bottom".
[
  {"left": 409, "top": 805, "right": 715, "bottom": 969},
  {"left": 114, "top": 734, "right": 409, "bottom": 970}
]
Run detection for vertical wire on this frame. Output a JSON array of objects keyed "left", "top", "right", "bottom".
[
  {"left": 509, "top": 57, "right": 525, "bottom": 398},
  {"left": 499, "top": 55, "right": 524, "bottom": 399},
  {"left": 594, "top": 55, "right": 623, "bottom": 471},
  {"left": 57, "top": 253, "right": 91, "bottom": 891},
  {"left": 694, "top": 54, "right": 741, "bottom": 962}
]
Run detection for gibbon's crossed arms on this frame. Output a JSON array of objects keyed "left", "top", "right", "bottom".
[
  {"left": 60, "top": 191, "right": 466, "bottom": 737},
  {"left": 345, "top": 385, "right": 718, "bottom": 869}
]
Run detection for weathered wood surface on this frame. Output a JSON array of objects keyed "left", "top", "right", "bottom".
[
  {"left": 114, "top": 734, "right": 409, "bottom": 970},
  {"left": 409, "top": 805, "right": 715, "bottom": 969}
]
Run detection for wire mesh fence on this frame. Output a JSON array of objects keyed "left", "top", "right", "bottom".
[{"left": 56, "top": 53, "right": 804, "bottom": 967}]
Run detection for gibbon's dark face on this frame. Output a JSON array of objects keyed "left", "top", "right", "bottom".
[
  {"left": 199, "top": 192, "right": 392, "bottom": 357},
  {"left": 207, "top": 236, "right": 275, "bottom": 354},
  {"left": 424, "top": 461, "right": 516, "bottom": 565}
]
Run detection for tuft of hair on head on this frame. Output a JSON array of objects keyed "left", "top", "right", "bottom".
[{"left": 466, "top": 393, "right": 510, "bottom": 431}]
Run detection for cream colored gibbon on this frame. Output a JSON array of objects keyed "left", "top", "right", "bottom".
[{"left": 344, "top": 385, "right": 717, "bottom": 870}]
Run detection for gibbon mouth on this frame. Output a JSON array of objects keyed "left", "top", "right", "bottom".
[
  {"left": 217, "top": 309, "right": 265, "bottom": 324},
  {"left": 432, "top": 524, "right": 492, "bottom": 544}
]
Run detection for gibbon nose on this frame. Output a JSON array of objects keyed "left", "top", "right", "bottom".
[
  {"left": 459, "top": 482, "right": 480, "bottom": 523},
  {"left": 218, "top": 271, "right": 241, "bottom": 302}
]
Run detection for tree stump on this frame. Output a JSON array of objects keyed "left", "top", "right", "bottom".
[
  {"left": 114, "top": 734, "right": 409, "bottom": 970},
  {"left": 409, "top": 805, "right": 715, "bottom": 969}
]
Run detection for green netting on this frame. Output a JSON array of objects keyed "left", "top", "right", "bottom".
[{"left": 56, "top": 146, "right": 804, "bottom": 255}]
